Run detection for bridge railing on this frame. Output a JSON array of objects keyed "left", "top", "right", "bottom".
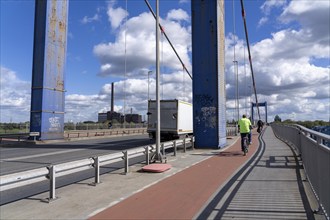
[
  {"left": 271, "top": 123, "right": 330, "bottom": 219},
  {"left": 1, "top": 127, "right": 238, "bottom": 142},
  {"left": 0, "top": 133, "right": 30, "bottom": 143},
  {"left": 65, "top": 128, "right": 147, "bottom": 139},
  {"left": 0, "top": 137, "right": 194, "bottom": 203}
]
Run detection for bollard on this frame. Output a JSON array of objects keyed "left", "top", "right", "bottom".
[
  {"left": 191, "top": 137, "right": 195, "bottom": 150},
  {"left": 123, "top": 151, "right": 129, "bottom": 174},
  {"left": 183, "top": 138, "right": 186, "bottom": 153},
  {"left": 46, "top": 165, "right": 57, "bottom": 202},
  {"left": 93, "top": 157, "right": 100, "bottom": 185},
  {"left": 173, "top": 141, "right": 177, "bottom": 156},
  {"left": 145, "top": 146, "right": 150, "bottom": 165}
]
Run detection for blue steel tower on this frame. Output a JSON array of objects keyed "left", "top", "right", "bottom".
[
  {"left": 30, "top": 0, "right": 69, "bottom": 140},
  {"left": 192, "top": 0, "right": 226, "bottom": 148}
]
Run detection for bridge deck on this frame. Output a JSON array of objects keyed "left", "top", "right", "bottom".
[
  {"left": 0, "top": 127, "right": 322, "bottom": 219},
  {"left": 90, "top": 127, "right": 318, "bottom": 220}
]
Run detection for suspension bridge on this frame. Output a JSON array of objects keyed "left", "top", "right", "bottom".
[{"left": 0, "top": 0, "right": 329, "bottom": 219}]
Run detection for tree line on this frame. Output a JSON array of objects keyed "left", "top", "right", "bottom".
[{"left": 273, "top": 115, "right": 329, "bottom": 129}]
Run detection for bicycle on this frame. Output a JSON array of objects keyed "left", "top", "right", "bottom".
[{"left": 242, "top": 135, "right": 249, "bottom": 156}]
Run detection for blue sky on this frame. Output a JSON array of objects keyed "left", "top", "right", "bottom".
[{"left": 1, "top": 0, "right": 329, "bottom": 123}]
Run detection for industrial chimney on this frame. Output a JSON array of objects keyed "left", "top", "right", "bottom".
[{"left": 111, "top": 82, "right": 114, "bottom": 112}]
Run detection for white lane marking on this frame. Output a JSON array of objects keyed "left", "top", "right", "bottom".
[
  {"left": 0, "top": 146, "right": 101, "bottom": 162},
  {"left": 0, "top": 138, "right": 148, "bottom": 162}
]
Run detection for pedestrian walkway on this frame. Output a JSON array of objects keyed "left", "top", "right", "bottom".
[
  {"left": 195, "top": 127, "right": 319, "bottom": 220},
  {"left": 90, "top": 127, "right": 319, "bottom": 220}
]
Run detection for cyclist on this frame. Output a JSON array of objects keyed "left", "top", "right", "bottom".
[
  {"left": 257, "top": 119, "right": 263, "bottom": 133},
  {"left": 238, "top": 114, "right": 252, "bottom": 155}
]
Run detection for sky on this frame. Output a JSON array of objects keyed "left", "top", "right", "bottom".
[{"left": 0, "top": 0, "right": 329, "bottom": 123}]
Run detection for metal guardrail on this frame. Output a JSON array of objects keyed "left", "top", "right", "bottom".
[
  {"left": 271, "top": 124, "right": 330, "bottom": 219},
  {"left": 1, "top": 127, "right": 238, "bottom": 142},
  {"left": 0, "top": 137, "right": 194, "bottom": 202},
  {"left": 0, "top": 129, "right": 147, "bottom": 143},
  {"left": 0, "top": 133, "right": 30, "bottom": 143},
  {"left": 65, "top": 128, "right": 147, "bottom": 139}
]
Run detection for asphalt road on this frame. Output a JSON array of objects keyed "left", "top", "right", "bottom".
[
  {"left": 0, "top": 134, "right": 152, "bottom": 175},
  {"left": 0, "top": 134, "right": 154, "bottom": 205}
]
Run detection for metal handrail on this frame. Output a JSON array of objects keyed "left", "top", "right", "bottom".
[
  {"left": 0, "top": 129, "right": 147, "bottom": 142},
  {"left": 65, "top": 128, "right": 147, "bottom": 139},
  {"left": 0, "top": 133, "right": 30, "bottom": 143},
  {"left": 0, "top": 137, "right": 194, "bottom": 202},
  {"left": 271, "top": 124, "right": 330, "bottom": 219},
  {"left": 1, "top": 127, "right": 237, "bottom": 142}
]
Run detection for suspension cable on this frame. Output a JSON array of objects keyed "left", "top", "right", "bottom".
[
  {"left": 182, "top": 65, "right": 185, "bottom": 100},
  {"left": 161, "top": 31, "right": 164, "bottom": 99},
  {"left": 240, "top": 0, "right": 260, "bottom": 120},
  {"left": 123, "top": 0, "right": 128, "bottom": 128},
  {"left": 144, "top": 0, "right": 192, "bottom": 80},
  {"left": 233, "top": 0, "right": 239, "bottom": 123}
]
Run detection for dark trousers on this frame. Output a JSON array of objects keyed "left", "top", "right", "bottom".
[{"left": 240, "top": 133, "right": 249, "bottom": 151}]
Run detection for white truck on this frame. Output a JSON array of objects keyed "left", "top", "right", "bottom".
[{"left": 147, "top": 99, "right": 193, "bottom": 140}]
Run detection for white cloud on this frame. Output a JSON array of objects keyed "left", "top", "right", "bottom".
[
  {"left": 225, "top": 0, "right": 329, "bottom": 122},
  {"left": 260, "top": 0, "right": 287, "bottom": 15},
  {"left": 107, "top": 5, "right": 128, "bottom": 29},
  {"left": 258, "top": 17, "right": 268, "bottom": 27},
  {"left": 279, "top": 0, "right": 330, "bottom": 43},
  {"left": 0, "top": 66, "right": 31, "bottom": 122},
  {"left": 166, "top": 9, "right": 189, "bottom": 22},
  {"left": 94, "top": 10, "right": 191, "bottom": 78},
  {"left": 225, "top": 34, "right": 329, "bottom": 121},
  {"left": 258, "top": 0, "right": 287, "bottom": 27},
  {"left": 93, "top": 2, "right": 329, "bottom": 122},
  {"left": 81, "top": 14, "right": 100, "bottom": 24}
]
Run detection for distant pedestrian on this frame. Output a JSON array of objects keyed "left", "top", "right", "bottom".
[
  {"left": 257, "top": 119, "right": 263, "bottom": 133},
  {"left": 238, "top": 114, "right": 252, "bottom": 154}
]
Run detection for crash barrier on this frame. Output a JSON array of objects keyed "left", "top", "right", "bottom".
[
  {"left": 65, "top": 128, "right": 147, "bottom": 139},
  {"left": 271, "top": 124, "right": 330, "bottom": 219},
  {"left": 0, "top": 129, "right": 147, "bottom": 143},
  {"left": 1, "top": 127, "right": 238, "bottom": 142},
  {"left": 0, "top": 133, "right": 30, "bottom": 143},
  {"left": 0, "top": 137, "right": 194, "bottom": 202}
]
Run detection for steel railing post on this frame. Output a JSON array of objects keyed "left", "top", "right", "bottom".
[
  {"left": 145, "top": 146, "right": 150, "bottom": 165},
  {"left": 173, "top": 141, "right": 177, "bottom": 156},
  {"left": 183, "top": 138, "right": 186, "bottom": 153},
  {"left": 47, "top": 165, "right": 57, "bottom": 202},
  {"left": 123, "top": 151, "right": 129, "bottom": 174},
  {"left": 191, "top": 137, "right": 194, "bottom": 150},
  {"left": 162, "top": 143, "right": 165, "bottom": 156},
  {"left": 93, "top": 157, "right": 100, "bottom": 185},
  {"left": 316, "top": 136, "right": 321, "bottom": 145}
]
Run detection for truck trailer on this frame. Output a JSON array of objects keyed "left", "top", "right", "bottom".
[{"left": 147, "top": 99, "right": 193, "bottom": 140}]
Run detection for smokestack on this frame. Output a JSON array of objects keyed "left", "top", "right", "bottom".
[{"left": 111, "top": 82, "right": 114, "bottom": 112}]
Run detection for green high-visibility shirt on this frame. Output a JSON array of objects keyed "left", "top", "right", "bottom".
[{"left": 238, "top": 118, "right": 252, "bottom": 133}]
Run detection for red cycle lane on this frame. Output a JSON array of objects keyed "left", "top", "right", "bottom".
[{"left": 90, "top": 132, "right": 259, "bottom": 220}]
